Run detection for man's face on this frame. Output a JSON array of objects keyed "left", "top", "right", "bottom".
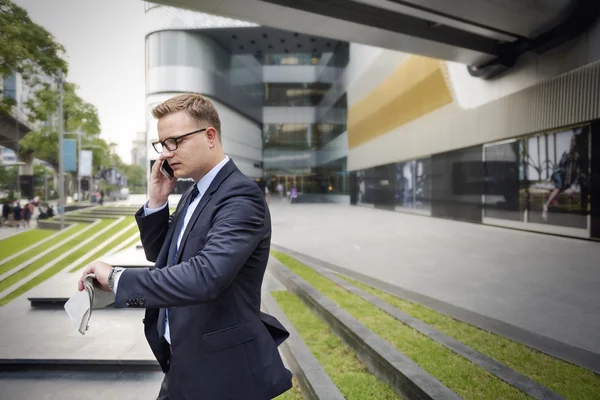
[{"left": 157, "top": 110, "right": 215, "bottom": 182}]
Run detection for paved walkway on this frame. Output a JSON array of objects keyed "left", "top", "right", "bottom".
[
  {"left": 0, "top": 220, "right": 37, "bottom": 240},
  {"left": 268, "top": 202, "right": 600, "bottom": 355}
]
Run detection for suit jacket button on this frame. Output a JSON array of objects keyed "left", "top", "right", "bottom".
[{"left": 140, "top": 299, "right": 146, "bottom": 306}]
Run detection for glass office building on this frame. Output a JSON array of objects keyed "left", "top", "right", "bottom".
[{"left": 145, "top": 6, "right": 350, "bottom": 202}]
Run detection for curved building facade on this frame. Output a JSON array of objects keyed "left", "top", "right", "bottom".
[{"left": 144, "top": 4, "right": 349, "bottom": 199}]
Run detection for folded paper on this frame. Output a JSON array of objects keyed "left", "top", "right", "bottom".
[{"left": 64, "top": 274, "right": 115, "bottom": 335}]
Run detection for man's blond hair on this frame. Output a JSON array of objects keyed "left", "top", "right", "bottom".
[{"left": 152, "top": 93, "right": 221, "bottom": 139}]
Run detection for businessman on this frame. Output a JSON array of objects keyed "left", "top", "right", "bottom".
[{"left": 78, "top": 93, "right": 293, "bottom": 399}]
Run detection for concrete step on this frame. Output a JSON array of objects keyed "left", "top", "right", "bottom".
[{"left": 269, "top": 257, "right": 460, "bottom": 400}]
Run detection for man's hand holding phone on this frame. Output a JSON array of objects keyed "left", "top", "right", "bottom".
[
  {"left": 160, "top": 159, "right": 175, "bottom": 180},
  {"left": 149, "top": 155, "right": 178, "bottom": 208}
]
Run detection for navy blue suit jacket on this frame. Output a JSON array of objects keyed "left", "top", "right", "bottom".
[{"left": 115, "top": 160, "right": 293, "bottom": 399}]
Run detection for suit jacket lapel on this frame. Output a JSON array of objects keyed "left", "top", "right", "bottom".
[
  {"left": 175, "top": 160, "right": 237, "bottom": 263},
  {"left": 162, "top": 185, "right": 195, "bottom": 268}
]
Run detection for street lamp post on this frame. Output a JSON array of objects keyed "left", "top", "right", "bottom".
[
  {"left": 77, "top": 129, "right": 81, "bottom": 201},
  {"left": 14, "top": 79, "right": 24, "bottom": 202},
  {"left": 15, "top": 105, "right": 19, "bottom": 202},
  {"left": 58, "top": 70, "right": 65, "bottom": 230}
]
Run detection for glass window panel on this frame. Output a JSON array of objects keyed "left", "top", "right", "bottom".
[
  {"left": 3, "top": 74, "right": 16, "bottom": 101},
  {"left": 431, "top": 146, "right": 483, "bottom": 223},
  {"left": 483, "top": 140, "right": 525, "bottom": 221},
  {"left": 264, "top": 83, "right": 330, "bottom": 107},
  {"left": 415, "top": 157, "right": 431, "bottom": 211},
  {"left": 526, "top": 125, "right": 590, "bottom": 229},
  {"left": 262, "top": 53, "right": 321, "bottom": 66},
  {"left": 315, "top": 94, "right": 347, "bottom": 148}
]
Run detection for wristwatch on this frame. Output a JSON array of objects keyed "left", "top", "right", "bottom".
[{"left": 108, "top": 267, "right": 124, "bottom": 292}]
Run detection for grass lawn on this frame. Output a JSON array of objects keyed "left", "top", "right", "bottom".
[
  {"left": 0, "top": 224, "right": 87, "bottom": 277},
  {"left": 272, "top": 251, "right": 529, "bottom": 400},
  {"left": 68, "top": 222, "right": 139, "bottom": 273},
  {"left": 340, "top": 276, "right": 600, "bottom": 400},
  {"left": 0, "top": 229, "right": 56, "bottom": 260},
  {"left": 0, "top": 220, "right": 113, "bottom": 293},
  {"left": 273, "top": 291, "right": 400, "bottom": 400},
  {"left": 0, "top": 218, "right": 135, "bottom": 305},
  {"left": 273, "top": 377, "right": 304, "bottom": 400}
]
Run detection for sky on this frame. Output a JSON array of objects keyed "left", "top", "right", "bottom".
[{"left": 14, "top": 0, "right": 147, "bottom": 164}]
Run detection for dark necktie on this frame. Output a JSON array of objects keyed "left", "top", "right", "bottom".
[{"left": 170, "top": 185, "right": 199, "bottom": 265}]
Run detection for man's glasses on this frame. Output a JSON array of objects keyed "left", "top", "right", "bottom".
[{"left": 152, "top": 128, "right": 207, "bottom": 153}]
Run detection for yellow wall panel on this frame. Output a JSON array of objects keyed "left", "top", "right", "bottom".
[{"left": 348, "top": 56, "right": 453, "bottom": 149}]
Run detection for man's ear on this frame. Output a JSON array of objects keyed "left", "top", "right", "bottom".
[{"left": 206, "top": 127, "right": 218, "bottom": 148}]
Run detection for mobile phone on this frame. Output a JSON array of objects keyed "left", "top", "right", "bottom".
[{"left": 160, "top": 160, "right": 174, "bottom": 180}]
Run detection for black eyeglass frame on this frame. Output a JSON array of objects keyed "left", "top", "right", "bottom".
[{"left": 152, "top": 128, "right": 207, "bottom": 153}]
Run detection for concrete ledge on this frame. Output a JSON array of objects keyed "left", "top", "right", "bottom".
[
  {"left": 28, "top": 297, "right": 70, "bottom": 308},
  {"left": 317, "top": 268, "right": 565, "bottom": 400},
  {"left": 61, "top": 217, "right": 99, "bottom": 223},
  {"left": 272, "top": 244, "right": 600, "bottom": 375},
  {"left": 269, "top": 258, "right": 461, "bottom": 400},
  {"left": 27, "top": 297, "right": 116, "bottom": 308},
  {"left": 65, "top": 213, "right": 118, "bottom": 218},
  {"left": 262, "top": 291, "right": 344, "bottom": 400},
  {"left": 63, "top": 204, "right": 95, "bottom": 213},
  {"left": 79, "top": 213, "right": 126, "bottom": 218},
  {"left": 37, "top": 221, "right": 75, "bottom": 230},
  {"left": 0, "top": 358, "right": 160, "bottom": 372},
  {"left": 84, "top": 209, "right": 138, "bottom": 215}
]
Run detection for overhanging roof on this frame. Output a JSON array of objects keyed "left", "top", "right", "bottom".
[{"left": 148, "top": 0, "right": 600, "bottom": 79}]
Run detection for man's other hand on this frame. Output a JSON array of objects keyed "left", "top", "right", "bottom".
[{"left": 78, "top": 261, "right": 113, "bottom": 292}]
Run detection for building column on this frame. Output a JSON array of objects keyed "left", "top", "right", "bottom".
[{"left": 17, "top": 151, "right": 34, "bottom": 199}]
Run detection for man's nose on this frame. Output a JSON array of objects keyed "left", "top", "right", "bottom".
[{"left": 162, "top": 148, "right": 175, "bottom": 157}]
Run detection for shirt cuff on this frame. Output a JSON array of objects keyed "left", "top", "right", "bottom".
[
  {"left": 143, "top": 200, "right": 168, "bottom": 216},
  {"left": 113, "top": 268, "right": 125, "bottom": 294}
]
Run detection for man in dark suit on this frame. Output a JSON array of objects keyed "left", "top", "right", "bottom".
[{"left": 78, "top": 93, "right": 293, "bottom": 399}]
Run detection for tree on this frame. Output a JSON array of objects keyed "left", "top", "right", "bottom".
[
  {"left": 0, "top": 165, "right": 18, "bottom": 195},
  {"left": 122, "top": 164, "right": 146, "bottom": 194},
  {"left": 33, "top": 162, "right": 55, "bottom": 199},
  {"left": 17, "top": 81, "right": 120, "bottom": 199},
  {"left": 0, "top": 0, "right": 67, "bottom": 114},
  {"left": 19, "top": 81, "right": 104, "bottom": 170}
]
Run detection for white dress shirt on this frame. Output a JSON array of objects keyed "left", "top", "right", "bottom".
[{"left": 114, "top": 156, "right": 229, "bottom": 343}]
